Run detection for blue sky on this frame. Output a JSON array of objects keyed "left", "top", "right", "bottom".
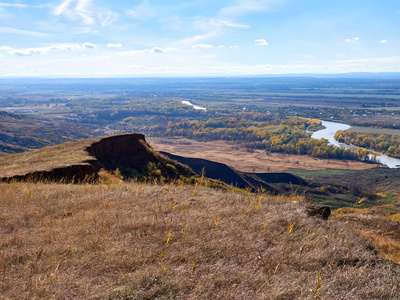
[{"left": 0, "top": 0, "right": 399, "bottom": 76}]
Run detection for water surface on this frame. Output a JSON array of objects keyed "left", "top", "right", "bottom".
[{"left": 311, "top": 120, "right": 400, "bottom": 168}]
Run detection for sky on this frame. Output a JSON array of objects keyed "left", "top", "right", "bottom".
[{"left": 0, "top": 0, "right": 399, "bottom": 77}]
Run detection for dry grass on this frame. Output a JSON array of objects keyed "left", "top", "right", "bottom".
[
  {"left": 335, "top": 205, "right": 400, "bottom": 265},
  {"left": 0, "top": 138, "right": 100, "bottom": 178},
  {"left": 0, "top": 181, "right": 399, "bottom": 299}
]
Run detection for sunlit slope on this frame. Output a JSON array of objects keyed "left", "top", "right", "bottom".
[{"left": 0, "top": 182, "right": 399, "bottom": 299}]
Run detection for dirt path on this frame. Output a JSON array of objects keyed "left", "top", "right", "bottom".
[{"left": 148, "top": 137, "right": 377, "bottom": 173}]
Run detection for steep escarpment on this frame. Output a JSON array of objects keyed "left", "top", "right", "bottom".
[
  {"left": 86, "top": 134, "right": 195, "bottom": 181},
  {"left": 0, "top": 133, "right": 194, "bottom": 183},
  {"left": 161, "top": 151, "right": 295, "bottom": 194}
]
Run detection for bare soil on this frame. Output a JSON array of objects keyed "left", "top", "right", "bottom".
[{"left": 148, "top": 137, "right": 378, "bottom": 173}]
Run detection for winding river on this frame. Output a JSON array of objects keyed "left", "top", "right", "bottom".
[{"left": 311, "top": 120, "right": 400, "bottom": 168}]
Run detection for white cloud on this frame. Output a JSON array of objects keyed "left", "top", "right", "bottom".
[
  {"left": 175, "top": 18, "right": 249, "bottom": 48},
  {"left": 99, "top": 11, "right": 119, "bottom": 27},
  {"left": 220, "top": 0, "right": 277, "bottom": 17},
  {"left": 380, "top": 40, "right": 388, "bottom": 44},
  {"left": 54, "top": 0, "right": 118, "bottom": 26},
  {"left": 192, "top": 44, "right": 214, "bottom": 49},
  {"left": 255, "top": 39, "right": 269, "bottom": 46},
  {"left": 218, "top": 20, "right": 250, "bottom": 29},
  {"left": 0, "top": 27, "right": 51, "bottom": 37},
  {"left": 118, "top": 47, "right": 175, "bottom": 55},
  {"left": 0, "top": 43, "right": 97, "bottom": 56},
  {"left": 2, "top": 53, "right": 400, "bottom": 77},
  {"left": 0, "top": 3, "right": 34, "bottom": 8},
  {"left": 107, "top": 43, "right": 122, "bottom": 48},
  {"left": 83, "top": 42, "right": 96, "bottom": 49},
  {"left": 125, "top": 0, "right": 156, "bottom": 21},
  {"left": 345, "top": 37, "right": 360, "bottom": 43},
  {"left": 54, "top": 0, "right": 94, "bottom": 24},
  {"left": 332, "top": 56, "right": 400, "bottom": 65}
]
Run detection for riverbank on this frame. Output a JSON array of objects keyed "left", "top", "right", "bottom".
[{"left": 311, "top": 120, "right": 400, "bottom": 168}]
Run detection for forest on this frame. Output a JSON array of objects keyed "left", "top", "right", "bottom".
[
  {"left": 335, "top": 130, "right": 400, "bottom": 159},
  {"left": 2, "top": 77, "right": 400, "bottom": 163}
]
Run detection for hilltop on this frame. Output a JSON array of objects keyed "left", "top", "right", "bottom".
[{"left": 0, "top": 133, "right": 194, "bottom": 183}]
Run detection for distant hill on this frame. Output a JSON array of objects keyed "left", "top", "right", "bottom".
[{"left": 0, "top": 111, "right": 94, "bottom": 155}]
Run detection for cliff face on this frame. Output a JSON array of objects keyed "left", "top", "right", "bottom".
[
  {"left": 3, "top": 163, "right": 100, "bottom": 183},
  {"left": 87, "top": 134, "right": 157, "bottom": 170},
  {"left": 1, "top": 133, "right": 194, "bottom": 183}
]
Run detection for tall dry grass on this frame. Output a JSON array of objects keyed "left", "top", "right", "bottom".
[
  {"left": 0, "top": 139, "right": 97, "bottom": 177},
  {"left": 0, "top": 181, "right": 399, "bottom": 299}
]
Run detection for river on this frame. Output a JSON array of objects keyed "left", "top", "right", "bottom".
[
  {"left": 182, "top": 101, "right": 206, "bottom": 111},
  {"left": 311, "top": 120, "right": 400, "bottom": 168}
]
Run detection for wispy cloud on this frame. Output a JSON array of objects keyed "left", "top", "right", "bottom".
[
  {"left": 107, "top": 43, "right": 122, "bottom": 48},
  {"left": 176, "top": 17, "right": 249, "bottom": 47},
  {"left": 0, "top": 27, "right": 51, "bottom": 37},
  {"left": 345, "top": 37, "right": 359, "bottom": 43},
  {"left": 218, "top": 20, "right": 250, "bottom": 29},
  {"left": 255, "top": 39, "right": 269, "bottom": 46},
  {"left": 0, "top": 3, "right": 36, "bottom": 8},
  {"left": 332, "top": 56, "right": 400, "bottom": 65},
  {"left": 125, "top": 0, "right": 156, "bottom": 21},
  {"left": 380, "top": 40, "right": 388, "bottom": 44},
  {"left": 53, "top": 0, "right": 118, "bottom": 26},
  {"left": 220, "top": 0, "right": 277, "bottom": 17},
  {"left": 54, "top": 0, "right": 94, "bottom": 24},
  {"left": 118, "top": 47, "right": 175, "bottom": 55},
  {"left": 82, "top": 42, "right": 96, "bottom": 49},
  {"left": 192, "top": 44, "right": 214, "bottom": 49},
  {"left": 0, "top": 43, "right": 97, "bottom": 56}
]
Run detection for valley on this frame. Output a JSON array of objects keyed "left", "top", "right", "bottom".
[
  {"left": 1, "top": 77, "right": 400, "bottom": 298},
  {"left": 148, "top": 137, "right": 377, "bottom": 173}
]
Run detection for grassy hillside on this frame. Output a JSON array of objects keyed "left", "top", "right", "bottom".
[
  {"left": 0, "top": 181, "right": 399, "bottom": 299},
  {"left": 0, "top": 138, "right": 96, "bottom": 178},
  {"left": 0, "top": 134, "right": 195, "bottom": 183}
]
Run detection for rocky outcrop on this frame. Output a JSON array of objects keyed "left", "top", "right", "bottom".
[
  {"left": 87, "top": 134, "right": 155, "bottom": 170},
  {"left": 306, "top": 204, "right": 331, "bottom": 220}
]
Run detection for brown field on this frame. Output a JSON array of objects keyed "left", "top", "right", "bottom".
[
  {"left": 350, "top": 126, "right": 400, "bottom": 136},
  {"left": 148, "top": 138, "right": 378, "bottom": 173},
  {"left": 1, "top": 181, "right": 399, "bottom": 299}
]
